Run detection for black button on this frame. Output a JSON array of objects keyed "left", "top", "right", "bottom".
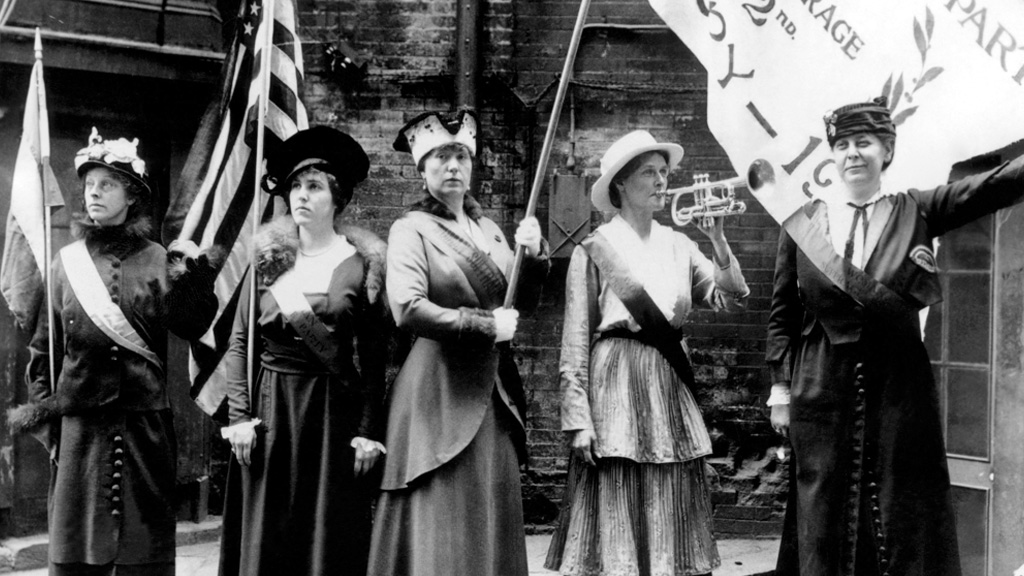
[
  {"left": 110, "top": 285, "right": 119, "bottom": 293},
  {"left": 110, "top": 274, "right": 118, "bottom": 281},
  {"left": 879, "top": 546, "right": 887, "bottom": 553},
  {"left": 110, "top": 356, "right": 118, "bottom": 362},
  {"left": 114, "top": 460, "right": 123, "bottom": 468},
  {"left": 113, "top": 473, "right": 122, "bottom": 480},
  {"left": 112, "top": 496, "right": 121, "bottom": 503},
  {"left": 111, "top": 261, "right": 120, "bottom": 268},
  {"left": 114, "top": 436, "right": 123, "bottom": 443},
  {"left": 111, "top": 510, "right": 122, "bottom": 517},
  {"left": 111, "top": 346, "right": 119, "bottom": 353},
  {"left": 856, "top": 375, "right": 865, "bottom": 383},
  {"left": 879, "top": 546, "right": 887, "bottom": 556},
  {"left": 112, "top": 484, "right": 121, "bottom": 492},
  {"left": 857, "top": 388, "right": 865, "bottom": 396},
  {"left": 855, "top": 362, "right": 864, "bottom": 371},
  {"left": 871, "top": 494, "right": 879, "bottom": 502},
  {"left": 869, "top": 482, "right": 878, "bottom": 489},
  {"left": 114, "top": 448, "right": 123, "bottom": 455},
  {"left": 111, "top": 296, "right": 119, "bottom": 304},
  {"left": 872, "top": 506, "right": 880, "bottom": 513}
]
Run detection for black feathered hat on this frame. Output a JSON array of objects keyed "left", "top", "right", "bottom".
[{"left": 264, "top": 126, "right": 369, "bottom": 194}]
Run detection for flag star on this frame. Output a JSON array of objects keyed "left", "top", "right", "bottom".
[
  {"left": 244, "top": 21, "right": 254, "bottom": 35},
  {"left": 250, "top": 2, "right": 260, "bottom": 15}
]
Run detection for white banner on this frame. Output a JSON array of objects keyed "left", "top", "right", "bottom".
[{"left": 649, "top": 0, "right": 1024, "bottom": 215}]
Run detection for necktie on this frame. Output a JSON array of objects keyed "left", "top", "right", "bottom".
[{"left": 844, "top": 203, "right": 869, "bottom": 262}]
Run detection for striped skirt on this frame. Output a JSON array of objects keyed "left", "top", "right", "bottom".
[{"left": 545, "top": 336, "right": 720, "bottom": 576}]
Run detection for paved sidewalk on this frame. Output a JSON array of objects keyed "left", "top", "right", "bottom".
[{"left": 3, "top": 525, "right": 780, "bottom": 575}]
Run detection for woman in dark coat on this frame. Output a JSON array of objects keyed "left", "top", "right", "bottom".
[
  {"left": 13, "top": 128, "right": 219, "bottom": 576},
  {"left": 217, "top": 126, "right": 388, "bottom": 576},
  {"left": 544, "top": 130, "right": 749, "bottom": 576},
  {"left": 367, "top": 110, "right": 549, "bottom": 576},
  {"left": 766, "top": 97, "right": 1024, "bottom": 576}
]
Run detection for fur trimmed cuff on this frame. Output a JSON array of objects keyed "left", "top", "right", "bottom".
[
  {"left": 457, "top": 307, "right": 497, "bottom": 343},
  {"left": 168, "top": 245, "right": 226, "bottom": 284},
  {"left": 7, "top": 397, "right": 61, "bottom": 435}
]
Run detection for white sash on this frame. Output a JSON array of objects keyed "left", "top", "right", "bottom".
[
  {"left": 268, "top": 269, "right": 339, "bottom": 373},
  {"left": 61, "top": 241, "right": 163, "bottom": 372}
]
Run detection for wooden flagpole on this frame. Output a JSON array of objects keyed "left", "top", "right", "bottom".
[
  {"left": 247, "top": 0, "right": 275, "bottom": 395},
  {"left": 36, "top": 28, "right": 64, "bottom": 392},
  {"left": 503, "top": 0, "right": 592, "bottom": 308}
]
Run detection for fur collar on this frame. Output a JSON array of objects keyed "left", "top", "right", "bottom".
[
  {"left": 407, "top": 192, "right": 483, "bottom": 221},
  {"left": 72, "top": 213, "right": 152, "bottom": 242},
  {"left": 254, "top": 215, "right": 387, "bottom": 304},
  {"left": 71, "top": 213, "right": 152, "bottom": 258}
]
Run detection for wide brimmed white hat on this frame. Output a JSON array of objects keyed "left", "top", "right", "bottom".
[{"left": 591, "top": 130, "right": 683, "bottom": 212}]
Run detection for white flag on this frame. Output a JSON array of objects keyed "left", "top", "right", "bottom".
[{"left": 649, "top": 0, "right": 1024, "bottom": 219}]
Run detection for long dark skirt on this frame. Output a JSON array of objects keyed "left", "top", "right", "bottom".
[
  {"left": 218, "top": 368, "right": 376, "bottom": 576},
  {"left": 367, "top": 396, "right": 528, "bottom": 576},
  {"left": 545, "top": 455, "right": 719, "bottom": 576},
  {"left": 49, "top": 409, "right": 177, "bottom": 569}
]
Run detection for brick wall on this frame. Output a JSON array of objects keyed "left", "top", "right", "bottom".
[{"left": 296, "top": 0, "right": 787, "bottom": 536}]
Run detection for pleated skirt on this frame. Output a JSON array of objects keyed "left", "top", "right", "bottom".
[
  {"left": 367, "top": 394, "right": 528, "bottom": 576},
  {"left": 545, "top": 336, "right": 720, "bottom": 576}
]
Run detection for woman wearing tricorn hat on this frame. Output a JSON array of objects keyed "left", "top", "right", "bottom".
[
  {"left": 544, "top": 130, "right": 749, "bottom": 576},
  {"left": 367, "top": 110, "right": 549, "bottom": 576},
  {"left": 10, "top": 128, "right": 219, "bottom": 575},
  {"left": 216, "top": 126, "right": 389, "bottom": 576},
  {"left": 766, "top": 97, "right": 1024, "bottom": 575}
]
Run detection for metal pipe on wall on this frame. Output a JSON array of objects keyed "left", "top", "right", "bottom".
[{"left": 455, "top": 0, "right": 481, "bottom": 112}]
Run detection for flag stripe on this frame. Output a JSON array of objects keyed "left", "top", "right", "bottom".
[{"left": 166, "top": 0, "right": 308, "bottom": 414}]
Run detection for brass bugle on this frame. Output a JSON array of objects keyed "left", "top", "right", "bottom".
[{"left": 669, "top": 173, "right": 748, "bottom": 227}]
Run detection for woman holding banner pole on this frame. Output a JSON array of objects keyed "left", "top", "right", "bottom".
[
  {"left": 217, "top": 126, "right": 389, "bottom": 576},
  {"left": 11, "top": 128, "right": 219, "bottom": 576},
  {"left": 766, "top": 97, "right": 1024, "bottom": 575},
  {"left": 367, "top": 110, "right": 549, "bottom": 576},
  {"left": 544, "top": 130, "right": 749, "bottom": 576}
]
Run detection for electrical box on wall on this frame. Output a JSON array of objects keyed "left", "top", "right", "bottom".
[{"left": 548, "top": 172, "right": 591, "bottom": 258}]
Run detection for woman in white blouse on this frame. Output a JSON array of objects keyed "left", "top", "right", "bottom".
[{"left": 545, "top": 130, "right": 750, "bottom": 576}]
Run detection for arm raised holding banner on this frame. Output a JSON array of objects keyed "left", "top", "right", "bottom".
[{"left": 762, "top": 97, "right": 1024, "bottom": 575}]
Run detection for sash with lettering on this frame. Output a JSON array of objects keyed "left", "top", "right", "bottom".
[
  {"left": 404, "top": 211, "right": 529, "bottom": 448},
  {"left": 61, "top": 241, "right": 164, "bottom": 372},
  {"left": 268, "top": 269, "right": 341, "bottom": 375},
  {"left": 783, "top": 200, "right": 922, "bottom": 341},
  {"left": 580, "top": 232, "right": 696, "bottom": 387}
]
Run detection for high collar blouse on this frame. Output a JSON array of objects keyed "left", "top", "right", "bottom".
[{"left": 593, "top": 215, "right": 749, "bottom": 333}]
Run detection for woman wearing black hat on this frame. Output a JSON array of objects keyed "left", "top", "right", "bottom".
[
  {"left": 12, "top": 128, "right": 219, "bottom": 575},
  {"left": 217, "top": 126, "right": 388, "bottom": 576},
  {"left": 367, "top": 110, "right": 549, "bottom": 576},
  {"left": 766, "top": 98, "right": 1024, "bottom": 575}
]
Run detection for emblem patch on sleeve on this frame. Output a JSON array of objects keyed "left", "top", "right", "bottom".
[{"left": 909, "top": 245, "right": 937, "bottom": 273}]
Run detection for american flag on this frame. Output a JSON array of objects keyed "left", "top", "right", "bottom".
[{"left": 162, "top": 0, "right": 308, "bottom": 415}]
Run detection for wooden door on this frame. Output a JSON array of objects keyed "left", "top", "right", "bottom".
[{"left": 923, "top": 141, "right": 1024, "bottom": 576}]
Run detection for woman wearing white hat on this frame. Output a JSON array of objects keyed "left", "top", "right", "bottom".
[{"left": 545, "top": 130, "right": 749, "bottom": 576}]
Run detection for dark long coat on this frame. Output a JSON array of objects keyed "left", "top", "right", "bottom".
[
  {"left": 766, "top": 154, "right": 1024, "bottom": 576},
  {"left": 21, "top": 217, "right": 217, "bottom": 568}
]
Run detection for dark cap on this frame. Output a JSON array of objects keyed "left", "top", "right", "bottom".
[
  {"left": 823, "top": 96, "right": 896, "bottom": 147},
  {"left": 266, "top": 126, "right": 369, "bottom": 193}
]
